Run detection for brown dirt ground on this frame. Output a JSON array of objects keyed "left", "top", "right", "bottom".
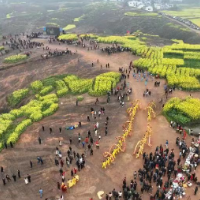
[{"left": 0, "top": 40, "right": 199, "bottom": 200}]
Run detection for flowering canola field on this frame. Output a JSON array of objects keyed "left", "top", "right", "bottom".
[
  {"left": 59, "top": 34, "right": 200, "bottom": 90},
  {"left": 163, "top": 97, "right": 200, "bottom": 125},
  {"left": 0, "top": 72, "right": 120, "bottom": 151},
  {"left": 134, "top": 43, "right": 200, "bottom": 90}
]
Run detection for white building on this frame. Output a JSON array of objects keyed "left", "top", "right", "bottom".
[
  {"left": 145, "top": 6, "right": 154, "bottom": 11},
  {"left": 154, "top": 3, "right": 161, "bottom": 9},
  {"left": 128, "top": 1, "right": 144, "bottom": 8}
]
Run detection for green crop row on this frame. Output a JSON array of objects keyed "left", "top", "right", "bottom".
[
  {"left": 0, "top": 94, "right": 59, "bottom": 150},
  {"left": 4, "top": 54, "right": 27, "bottom": 63},
  {"left": 31, "top": 80, "right": 43, "bottom": 93},
  {"left": 7, "top": 88, "right": 29, "bottom": 107},
  {"left": 56, "top": 80, "right": 69, "bottom": 97},
  {"left": 58, "top": 34, "right": 78, "bottom": 40},
  {"left": 134, "top": 41, "right": 200, "bottom": 90},
  {"left": 2, "top": 72, "right": 121, "bottom": 151},
  {"left": 0, "top": 46, "right": 4, "bottom": 51},
  {"left": 89, "top": 72, "right": 121, "bottom": 96}
]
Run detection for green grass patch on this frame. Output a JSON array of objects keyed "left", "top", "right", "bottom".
[
  {"left": 63, "top": 24, "right": 76, "bottom": 31},
  {"left": 0, "top": 46, "right": 4, "bottom": 51},
  {"left": 74, "top": 14, "right": 85, "bottom": 22},
  {"left": 58, "top": 34, "right": 78, "bottom": 41},
  {"left": 4, "top": 54, "right": 27, "bottom": 64},
  {"left": 0, "top": 71, "right": 121, "bottom": 151},
  {"left": 124, "top": 12, "right": 158, "bottom": 17},
  {"left": 190, "top": 18, "right": 200, "bottom": 26},
  {"left": 6, "top": 13, "right": 13, "bottom": 19},
  {"left": 163, "top": 8, "right": 200, "bottom": 19}
]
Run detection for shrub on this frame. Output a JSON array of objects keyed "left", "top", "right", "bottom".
[
  {"left": 0, "top": 46, "right": 4, "bottom": 51},
  {"left": 38, "top": 94, "right": 58, "bottom": 102},
  {"left": 40, "top": 86, "right": 54, "bottom": 96},
  {"left": 58, "top": 34, "right": 78, "bottom": 41},
  {"left": 63, "top": 24, "right": 76, "bottom": 31},
  {"left": 57, "top": 88, "right": 68, "bottom": 97},
  {"left": 31, "top": 80, "right": 43, "bottom": 93},
  {"left": 4, "top": 54, "right": 27, "bottom": 63},
  {"left": 42, "top": 103, "right": 59, "bottom": 117},
  {"left": 77, "top": 96, "right": 84, "bottom": 101},
  {"left": 6, "top": 119, "right": 32, "bottom": 144},
  {"left": 0, "top": 118, "right": 13, "bottom": 139},
  {"left": 10, "top": 109, "right": 24, "bottom": 118},
  {"left": 7, "top": 88, "right": 29, "bottom": 106},
  {"left": 56, "top": 80, "right": 69, "bottom": 97},
  {"left": 68, "top": 79, "right": 93, "bottom": 94},
  {"left": 89, "top": 72, "right": 121, "bottom": 96}
]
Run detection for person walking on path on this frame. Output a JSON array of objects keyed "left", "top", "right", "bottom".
[
  {"left": 12, "top": 174, "right": 17, "bottom": 182},
  {"left": 2, "top": 178, "right": 6, "bottom": 185},
  {"left": 69, "top": 137, "right": 72, "bottom": 145},
  {"left": 27, "top": 174, "right": 31, "bottom": 183},
  {"left": 42, "top": 126, "right": 45, "bottom": 131},
  {"left": 59, "top": 127, "right": 62, "bottom": 133},
  {"left": 57, "top": 182, "right": 60, "bottom": 190},
  {"left": 24, "top": 177, "right": 28, "bottom": 184},
  {"left": 17, "top": 170, "right": 21, "bottom": 178},
  {"left": 71, "top": 169, "right": 74, "bottom": 177},
  {"left": 10, "top": 141, "right": 13, "bottom": 148},
  {"left": 194, "top": 186, "right": 198, "bottom": 195},
  {"left": 55, "top": 158, "right": 59, "bottom": 166},
  {"left": 60, "top": 159, "right": 64, "bottom": 168},
  {"left": 165, "top": 140, "right": 169, "bottom": 148},
  {"left": 6, "top": 175, "right": 11, "bottom": 181},
  {"left": 38, "top": 137, "right": 42, "bottom": 144},
  {"left": 40, "top": 157, "right": 44, "bottom": 165},
  {"left": 39, "top": 188, "right": 43, "bottom": 198},
  {"left": 90, "top": 149, "right": 93, "bottom": 156},
  {"left": 4, "top": 142, "right": 7, "bottom": 149},
  {"left": 30, "top": 161, "right": 33, "bottom": 168},
  {"left": 50, "top": 128, "right": 52, "bottom": 134}
]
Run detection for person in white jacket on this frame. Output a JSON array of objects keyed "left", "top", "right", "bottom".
[{"left": 24, "top": 177, "right": 28, "bottom": 184}]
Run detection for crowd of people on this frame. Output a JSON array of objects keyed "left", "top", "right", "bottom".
[
  {"left": 1, "top": 31, "right": 200, "bottom": 200},
  {"left": 1, "top": 156, "right": 42, "bottom": 186},
  {"left": 41, "top": 48, "right": 73, "bottom": 59},
  {"left": 2, "top": 37, "right": 43, "bottom": 50},
  {"left": 101, "top": 46, "right": 131, "bottom": 55},
  {"left": 104, "top": 136, "right": 199, "bottom": 200}
]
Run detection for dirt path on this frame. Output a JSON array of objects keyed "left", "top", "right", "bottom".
[{"left": 34, "top": 41, "right": 200, "bottom": 199}]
